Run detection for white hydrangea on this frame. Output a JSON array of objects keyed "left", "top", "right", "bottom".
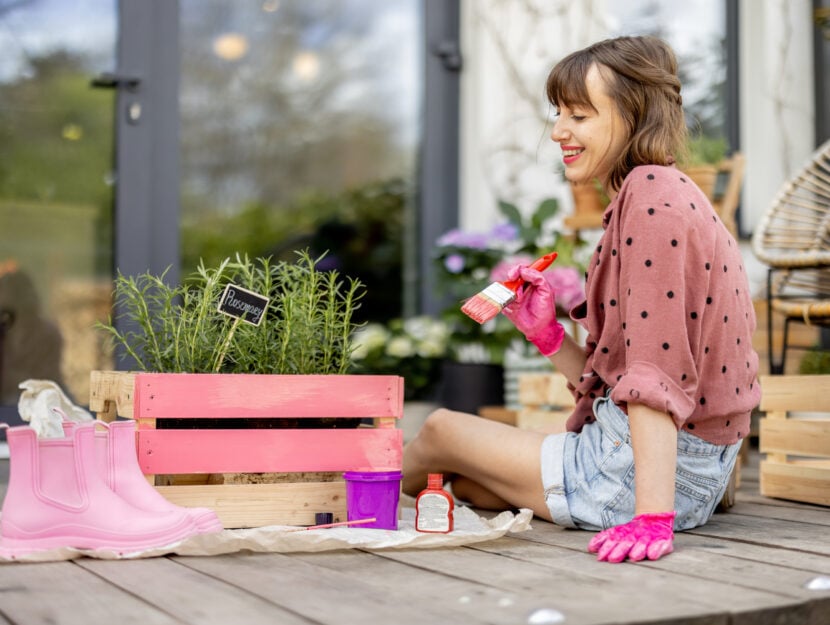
[
  {"left": 386, "top": 335, "right": 416, "bottom": 358},
  {"left": 350, "top": 323, "right": 389, "bottom": 360}
]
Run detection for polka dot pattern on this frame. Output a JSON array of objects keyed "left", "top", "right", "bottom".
[{"left": 566, "top": 164, "right": 761, "bottom": 446}]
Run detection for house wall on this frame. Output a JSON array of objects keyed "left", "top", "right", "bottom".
[
  {"left": 739, "top": 0, "right": 815, "bottom": 234},
  {"left": 458, "top": 0, "right": 606, "bottom": 231},
  {"left": 459, "top": 0, "right": 817, "bottom": 238}
]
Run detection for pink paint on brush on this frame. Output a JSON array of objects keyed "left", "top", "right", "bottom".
[{"left": 460, "top": 252, "right": 558, "bottom": 324}]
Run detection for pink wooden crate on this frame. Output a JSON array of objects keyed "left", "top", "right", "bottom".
[{"left": 89, "top": 371, "right": 404, "bottom": 528}]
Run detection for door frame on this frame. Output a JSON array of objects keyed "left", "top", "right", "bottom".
[{"left": 112, "top": 0, "right": 181, "bottom": 368}]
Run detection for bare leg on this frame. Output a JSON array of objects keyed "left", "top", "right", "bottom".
[
  {"left": 402, "top": 408, "right": 554, "bottom": 521},
  {"left": 451, "top": 476, "right": 513, "bottom": 510}
]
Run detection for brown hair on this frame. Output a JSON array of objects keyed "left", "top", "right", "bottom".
[{"left": 546, "top": 36, "right": 687, "bottom": 191}]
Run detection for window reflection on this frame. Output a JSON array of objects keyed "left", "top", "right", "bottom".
[
  {"left": 0, "top": 0, "right": 116, "bottom": 408},
  {"left": 606, "top": 0, "right": 729, "bottom": 153},
  {"left": 179, "top": 0, "right": 422, "bottom": 323}
]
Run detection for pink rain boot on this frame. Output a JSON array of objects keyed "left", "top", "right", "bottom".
[
  {"left": 96, "top": 420, "right": 222, "bottom": 534},
  {"left": 0, "top": 422, "right": 199, "bottom": 558}
]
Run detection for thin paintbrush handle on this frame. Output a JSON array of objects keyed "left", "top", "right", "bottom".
[{"left": 502, "top": 252, "right": 558, "bottom": 291}]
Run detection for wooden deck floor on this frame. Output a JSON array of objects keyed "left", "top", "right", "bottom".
[{"left": 0, "top": 447, "right": 828, "bottom": 625}]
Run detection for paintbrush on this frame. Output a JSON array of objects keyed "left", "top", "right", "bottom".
[
  {"left": 284, "top": 517, "right": 377, "bottom": 532},
  {"left": 460, "top": 252, "right": 558, "bottom": 324}
]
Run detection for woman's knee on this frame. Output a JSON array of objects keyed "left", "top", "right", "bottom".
[{"left": 419, "top": 407, "right": 456, "bottom": 439}]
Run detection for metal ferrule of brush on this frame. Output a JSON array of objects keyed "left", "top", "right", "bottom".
[{"left": 480, "top": 281, "right": 518, "bottom": 306}]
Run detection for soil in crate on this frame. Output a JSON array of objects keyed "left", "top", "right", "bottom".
[{"left": 156, "top": 471, "right": 343, "bottom": 486}]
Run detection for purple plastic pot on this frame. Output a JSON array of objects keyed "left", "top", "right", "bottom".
[{"left": 342, "top": 470, "right": 403, "bottom": 530}]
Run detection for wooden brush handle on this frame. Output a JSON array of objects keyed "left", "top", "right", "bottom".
[{"left": 502, "top": 252, "right": 558, "bottom": 291}]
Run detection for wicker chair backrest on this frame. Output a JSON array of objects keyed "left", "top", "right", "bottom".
[{"left": 752, "top": 139, "right": 830, "bottom": 268}]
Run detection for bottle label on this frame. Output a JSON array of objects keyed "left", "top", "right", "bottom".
[{"left": 416, "top": 493, "right": 451, "bottom": 532}]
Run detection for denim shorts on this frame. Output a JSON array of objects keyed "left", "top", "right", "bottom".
[{"left": 540, "top": 392, "right": 742, "bottom": 531}]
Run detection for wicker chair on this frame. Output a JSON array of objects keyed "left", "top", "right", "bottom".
[{"left": 751, "top": 139, "right": 830, "bottom": 374}]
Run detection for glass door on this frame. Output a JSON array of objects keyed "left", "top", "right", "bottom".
[
  {"left": 0, "top": 0, "right": 118, "bottom": 420},
  {"left": 178, "top": 0, "right": 423, "bottom": 324}
]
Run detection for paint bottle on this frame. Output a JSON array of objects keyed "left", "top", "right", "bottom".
[{"left": 415, "top": 473, "right": 454, "bottom": 533}]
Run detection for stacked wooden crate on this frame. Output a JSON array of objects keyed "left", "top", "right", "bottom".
[{"left": 758, "top": 374, "right": 830, "bottom": 506}]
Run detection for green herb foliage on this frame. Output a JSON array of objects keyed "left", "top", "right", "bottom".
[{"left": 98, "top": 251, "right": 365, "bottom": 374}]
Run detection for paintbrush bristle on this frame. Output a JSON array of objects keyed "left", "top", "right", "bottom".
[{"left": 461, "top": 282, "right": 517, "bottom": 324}]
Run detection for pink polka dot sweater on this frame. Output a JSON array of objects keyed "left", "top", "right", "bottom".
[{"left": 567, "top": 165, "right": 761, "bottom": 445}]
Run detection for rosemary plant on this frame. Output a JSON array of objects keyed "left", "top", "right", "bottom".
[{"left": 99, "top": 251, "right": 365, "bottom": 374}]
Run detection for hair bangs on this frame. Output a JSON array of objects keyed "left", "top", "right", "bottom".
[{"left": 546, "top": 52, "right": 595, "bottom": 111}]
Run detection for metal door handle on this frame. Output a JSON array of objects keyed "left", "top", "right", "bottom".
[{"left": 91, "top": 72, "right": 142, "bottom": 91}]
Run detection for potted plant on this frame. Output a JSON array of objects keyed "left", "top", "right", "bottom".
[
  {"left": 92, "top": 251, "right": 404, "bottom": 528},
  {"left": 569, "top": 178, "right": 608, "bottom": 216},
  {"left": 681, "top": 134, "right": 728, "bottom": 199},
  {"left": 99, "top": 251, "right": 363, "bottom": 377}
]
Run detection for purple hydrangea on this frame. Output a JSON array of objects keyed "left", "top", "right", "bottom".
[
  {"left": 437, "top": 228, "right": 490, "bottom": 250},
  {"left": 489, "top": 222, "right": 520, "bottom": 243},
  {"left": 443, "top": 253, "right": 466, "bottom": 274}
]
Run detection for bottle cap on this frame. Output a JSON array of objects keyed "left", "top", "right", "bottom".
[
  {"left": 315, "top": 512, "right": 334, "bottom": 525},
  {"left": 427, "top": 473, "right": 444, "bottom": 489}
]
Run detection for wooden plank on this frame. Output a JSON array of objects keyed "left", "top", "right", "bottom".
[
  {"left": 477, "top": 405, "right": 518, "bottom": 425},
  {"left": 155, "top": 481, "right": 347, "bottom": 528},
  {"left": 137, "top": 428, "right": 402, "bottom": 474},
  {"left": 490, "top": 528, "right": 830, "bottom": 624},
  {"left": 759, "top": 374, "right": 830, "bottom": 412},
  {"left": 760, "top": 460, "right": 830, "bottom": 506},
  {"left": 175, "top": 552, "right": 457, "bottom": 625},
  {"left": 688, "top": 509, "right": 830, "bottom": 555},
  {"left": 0, "top": 561, "right": 177, "bottom": 625},
  {"left": 726, "top": 500, "right": 830, "bottom": 526},
  {"left": 88, "top": 370, "right": 136, "bottom": 420},
  {"left": 759, "top": 418, "right": 830, "bottom": 457},
  {"left": 77, "top": 557, "right": 311, "bottom": 625},
  {"left": 516, "top": 408, "right": 571, "bottom": 430},
  {"left": 293, "top": 546, "right": 723, "bottom": 625},
  {"left": 134, "top": 373, "right": 404, "bottom": 419},
  {"left": 291, "top": 549, "right": 570, "bottom": 625},
  {"left": 379, "top": 534, "right": 796, "bottom": 624},
  {"left": 518, "top": 372, "right": 575, "bottom": 407},
  {"left": 506, "top": 511, "right": 830, "bottom": 577}
]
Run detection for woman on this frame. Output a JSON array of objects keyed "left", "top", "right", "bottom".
[{"left": 402, "top": 35, "right": 760, "bottom": 563}]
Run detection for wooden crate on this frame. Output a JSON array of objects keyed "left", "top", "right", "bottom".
[
  {"left": 478, "top": 373, "right": 575, "bottom": 430},
  {"left": 758, "top": 374, "right": 830, "bottom": 507},
  {"left": 515, "top": 372, "right": 575, "bottom": 430},
  {"left": 89, "top": 371, "right": 404, "bottom": 528}
]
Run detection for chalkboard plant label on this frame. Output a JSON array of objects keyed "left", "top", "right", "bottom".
[{"left": 218, "top": 284, "right": 269, "bottom": 326}]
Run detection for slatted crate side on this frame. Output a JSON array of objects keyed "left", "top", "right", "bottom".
[
  {"left": 88, "top": 371, "right": 405, "bottom": 528},
  {"left": 759, "top": 374, "right": 830, "bottom": 413},
  {"left": 136, "top": 428, "right": 403, "bottom": 474},
  {"left": 758, "top": 374, "right": 830, "bottom": 507},
  {"left": 89, "top": 370, "right": 137, "bottom": 421},
  {"left": 759, "top": 461, "right": 830, "bottom": 507},
  {"left": 133, "top": 372, "right": 405, "bottom": 420},
  {"left": 514, "top": 372, "right": 574, "bottom": 430},
  {"left": 518, "top": 372, "right": 575, "bottom": 408}
]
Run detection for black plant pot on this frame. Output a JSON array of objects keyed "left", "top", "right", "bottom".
[{"left": 439, "top": 361, "right": 505, "bottom": 415}]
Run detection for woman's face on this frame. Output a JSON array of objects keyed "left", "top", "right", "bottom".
[{"left": 551, "top": 63, "right": 629, "bottom": 196}]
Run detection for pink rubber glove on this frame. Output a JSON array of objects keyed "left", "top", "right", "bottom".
[
  {"left": 501, "top": 265, "right": 565, "bottom": 357},
  {"left": 588, "top": 512, "right": 677, "bottom": 563}
]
